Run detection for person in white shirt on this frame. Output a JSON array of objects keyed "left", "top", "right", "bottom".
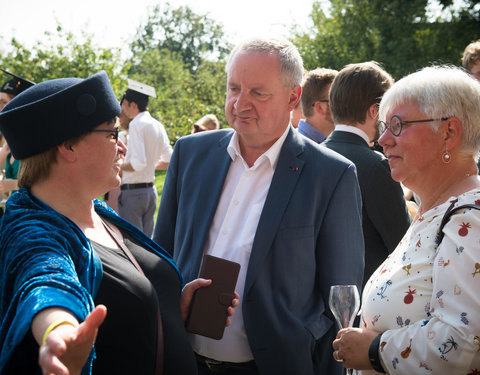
[
  {"left": 153, "top": 37, "right": 365, "bottom": 375},
  {"left": 119, "top": 80, "right": 172, "bottom": 237}
]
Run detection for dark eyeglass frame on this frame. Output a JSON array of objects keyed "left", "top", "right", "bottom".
[
  {"left": 379, "top": 115, "right": 450, "bottom": 137},
  {"left": 311, "top": 100, "right": 329, "bottom": 107},
  {"left": 91, "top": 128, "right": 119, "bottom": 142}
]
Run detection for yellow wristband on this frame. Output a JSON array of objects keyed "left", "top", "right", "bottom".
[{"left": 41, "top": 320, "right": 77, "bottom": 346}]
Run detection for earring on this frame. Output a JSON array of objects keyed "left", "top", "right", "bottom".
[{"left": 442, "top": 150, "right": 451, "bottom": 164}]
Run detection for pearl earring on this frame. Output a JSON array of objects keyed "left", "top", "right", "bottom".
[{"left": 442, "top": 150, "right": 451, "bottom": 164}]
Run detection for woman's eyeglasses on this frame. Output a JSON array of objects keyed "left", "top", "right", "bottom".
[
  {"left": 379, "top": 115, "right": 449, "bottom": 136},
  {"left": 311, "top": 100, "right": 329, "bottom": 107}
]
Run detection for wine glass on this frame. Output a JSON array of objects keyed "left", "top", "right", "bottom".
[{"left": 329, "top": 285, "right": 360, "bottom": 375}]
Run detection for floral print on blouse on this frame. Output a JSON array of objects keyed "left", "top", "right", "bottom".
[{"left": 360, "top": 189, "right": 480, "bottom": 375}]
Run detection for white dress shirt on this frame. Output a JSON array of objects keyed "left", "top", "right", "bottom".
[
  {"left": 191, "top": 125, "right": 290, "bottom": 362},
  {"left": 122, "top": 111, "right": 172, "bottom": 184}
]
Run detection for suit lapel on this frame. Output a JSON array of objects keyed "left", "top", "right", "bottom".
[{"left": 244, "top": 129, "right": 305, "bottom": 293}]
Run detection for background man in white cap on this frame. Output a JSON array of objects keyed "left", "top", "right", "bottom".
[{"left": 119, "top": 79, "right": 172, "bottom": 237}]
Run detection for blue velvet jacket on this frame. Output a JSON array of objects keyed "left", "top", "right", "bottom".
[{"left": 0, "top": 187, "right": 181, "bottom": 374}]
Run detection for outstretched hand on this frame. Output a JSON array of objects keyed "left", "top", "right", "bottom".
[
  {"left": 39, "top": 305, "right": 107, "bottom": 375},
  {"left": 180, "top": 278, "right": 239, "bottom": 324}
]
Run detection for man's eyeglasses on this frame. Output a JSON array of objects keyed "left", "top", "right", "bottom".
[
  {"left": 91, "top": 128, "right": 119, "bottom": 142},
  {"left": 311, "top": 100, "right": 329, "bottom": 107},
  {"left": 379, "top": 115, "right": 449, "bottom": 137}
]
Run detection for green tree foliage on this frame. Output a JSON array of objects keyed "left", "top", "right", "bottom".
[
  {"left": 127, "top": 48, "right": 227, "bottom": 142},
  {"left": 0, "top": 5, "right": 231, "bottom": 144},
  {"left": 292, "top": 0, "right": 480, "bottom": 79},
  {"left": 127, "top": 4, "right": 230, "bottom": 143},
  {"left": 131, "top": 2, "right": 231, "bottom": 73},
  {"left": 127, "top": 50, "right": 228, "bottom": 143},
  {"left": 0, "top": 25, "right": 128, "bottom": 95},
  {"left": 3, "top": 1, "right": 478, "bottom": 147}
]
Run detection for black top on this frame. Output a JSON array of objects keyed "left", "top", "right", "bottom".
[{"left": 92, "top": 232, "right": 197, "bottom": 375}]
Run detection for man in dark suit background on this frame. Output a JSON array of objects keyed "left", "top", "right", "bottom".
[
  {"left": 323, "top": 61, "right": 411, "bottom": 286},
  {"left": 153, "top": 37, "right": 364, "bottom": 375}
]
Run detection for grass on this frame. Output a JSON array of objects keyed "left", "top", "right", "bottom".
[{"left": 154, "top": 170, "right": 167, "bottom": 221}]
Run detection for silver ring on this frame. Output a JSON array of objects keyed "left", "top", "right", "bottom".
[{"left": 333, "top": 350, "right": 343, "bottom": 362}]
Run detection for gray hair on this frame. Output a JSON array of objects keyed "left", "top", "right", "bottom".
[
  {"left": 379, "top": 65, "right": 480, "bottom": 153},
  {"left": 225, "top": 37, "right": 304, "bottom": 88}
]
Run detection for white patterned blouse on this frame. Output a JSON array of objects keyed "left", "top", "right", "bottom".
[{"left": 360, "top": 189, "right": 480, "bottom": 375}]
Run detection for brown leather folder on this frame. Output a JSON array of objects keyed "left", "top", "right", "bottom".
[{"left": 186, "top": 254, "right": 241, "bottom": 340}]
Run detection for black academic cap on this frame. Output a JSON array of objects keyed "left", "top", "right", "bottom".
[{"left": 0, "top": 69, "right": 35, "bottom": 96}]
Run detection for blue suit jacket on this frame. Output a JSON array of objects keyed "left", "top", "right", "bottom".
[{"left": 154, "top": 127, "right": 365, "bottom": 375}]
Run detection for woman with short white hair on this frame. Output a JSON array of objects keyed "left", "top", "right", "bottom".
[{"left": 332, "top": 65, "right": 480, "bottom": 374}]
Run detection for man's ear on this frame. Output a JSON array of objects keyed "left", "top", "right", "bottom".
[
  {"left": 288, "top": 86, "right": 302, "bottom": 111},
  {"left": 367, "top": 103, "right": 379, "bottom": 120},
  {"left": 57, "top": 141, "right": 77, "bottom": 162},
  {"left": 130, "top": 100, "right": 139, "bottom": 112},
  {"left": 315, "top": 101, "right": 330, "bottom": 116}
]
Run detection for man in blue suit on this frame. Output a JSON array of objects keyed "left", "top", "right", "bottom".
[{"left": 153, "top": 37, "right": 364, "bottom": 375}]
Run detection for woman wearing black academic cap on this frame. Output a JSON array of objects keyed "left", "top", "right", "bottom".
[
  {"left": 0, "top": 69, "right": 35, "bottom": 111},
  {"left": 0, "top": 70, "right": 34, "bottom": 215},
  {"left": 0, "top": 71, "right": 237, "bottom": 375}
]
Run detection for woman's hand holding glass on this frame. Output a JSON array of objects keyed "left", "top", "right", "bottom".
[
  {"left": 332, "top": 327, "right": 380, "bottom": 371},
  {"left": 329, "top": 285, "right": 382, "bottom": 372},
  {"left": 329, "top": 285, "right": 360, "bottom": 374}
]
